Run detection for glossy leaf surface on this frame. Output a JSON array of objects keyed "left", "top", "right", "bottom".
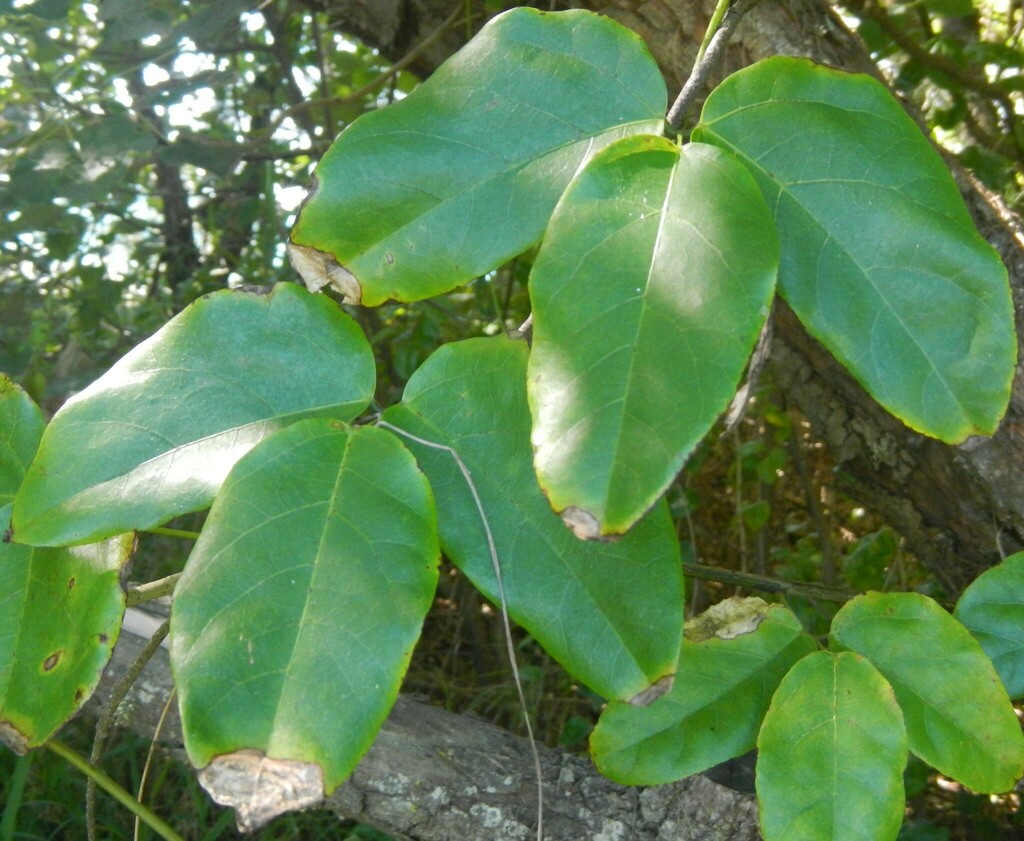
[
  {"left": 591, "top": 600, "right": 815, "bottom": 785},
  {"left": 757, "top": 651, "right": 906, "bottom": 841},
  {"left": 831, "top": 592, "right": 1024, "bottom": 792},
  {"left": 694, "top": 56, "right": 1015, "bottom": 442},
  {"left": 383, "top": 336, "right": 683, "bottom": 701},
  {"left": 528, "top": 137, "right": 777, "bottom": 537},
  {"left": 13, "top": 283, "right": 375, "bottom": 546},
  {"left": 954, "top": 552, "right": 1024, "bottom": 698},
  {"left": 290, "top": 8, "right": 666, "bottom": 306},
  {"left": 0, "top": 377, "right": 45, "bottom": 506},
  {"left": 171, "top": 421, "right": 438, "bottom": 796}
]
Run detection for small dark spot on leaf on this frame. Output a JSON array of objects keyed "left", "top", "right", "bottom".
[
  {"left": 2, "top": 527, "right": 12, "bottom": 543},
  {"left": 98, "top": 633, "right": 108, "bottom": 644},
  {"left": 74, "top": 687, "right": 84, "bottom": 702},
  {"left": 43, "top": 652, "right": 61, "bottom": 672},
  {"left": 67, "top": 577, "right": 76, "bottom": 589}
]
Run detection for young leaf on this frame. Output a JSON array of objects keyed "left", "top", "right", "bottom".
[
  {"left": 694, "top": 56, "right": 1015, "bottom": 442},
  {"left": 12, "top": 283, "right": 375, "bottom": 547},
  {"left": 289, "top": 7, "right": 666, "bottom": 306},
  {"left": 0, "top": 504, "right": 133, "bottom": 754},
  {"left": 954, "top": 552, "right": 1024, "bottom": 698},
  {"left": 170, "top": 421, "right": 438, "bottom": 831},
  {"left": 528, "top": 137, "right": 778, "bottom": 537},
  {"left": 831, "top": 591, "right": 1024, "bottom": 792},
  {"left": 590, "top": 599, "right": 815, "bottom": 785},
  {"left": 382, "top": 336, "right": 683, "bottom": 703},
  {"left": 0, "top": 376, "right": 45, "bottom": 506},
  {"left": 757, "top": 651, "right": 907, "bottom": 841}
]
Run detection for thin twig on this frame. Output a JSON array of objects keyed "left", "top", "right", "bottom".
[
  {"left": 87, "top": 620, "right": 171, "bottom": 841},
  {"left": 376, "top": 419, "right": 545, "bottom": 841},
  {"left": 134, "top": 690, "right": 177, "bottom": 841},
  {"left": 666, "top": 0, "right": 764, "bottom": 133},
  {"left": 125, "top": 573, "right": 180, "bottom": 607}
]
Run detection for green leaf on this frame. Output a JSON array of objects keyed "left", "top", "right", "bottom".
[
  {"left": 831, "top": 592, "right": 1024, "bottom": 792},
  {"left": 590, "top": 599, "right": 816, "bottom": 785},
  {"left": 382, "top": 336, "right": 683, "bottom": 702},
  {"left": 694, "top": 56, "right": 1015, "bottom": 442},
  {"left": 841, "top": 527, "right": 897, "bottom": 591},
  {"left": 12, "top": 283, "right": 375, "bottom": 547},
  {"left": 0, "top": 504, "right": 133, "bottom": 754},
  {"left": 757, "top": 651, "right": 907, "bottom": 841},
  {"left": 289, "top": 8, "right": 666, "bottom": 306},
  {"left": 0, "top": 377, "right": 45, "bottom": 506},
  {"left": 954, "top": 552, "right": 1024, "bottom": 699},
  {"left": 528, "top": 138, "right": 777, "bottom": 537},
  {"left": 170, "top": 421, "right": 438, "bottom": 824}
]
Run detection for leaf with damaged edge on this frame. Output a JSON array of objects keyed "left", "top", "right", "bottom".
[
  {"left": 12, "top": 283, "right": 375, "bottom": 547},
  {"left": 757, "top": 651, "right": 907, "bottom": 841},
  {"left": 591, "top": 599, "right": 816, "bottom": 785},
  {"left": 955, "top": 551, "right": 1024, "bottom": 698},
  {"left": 831, "top": 591, "right": 1024, "bottom": 792},
  {"left": 528, "top": 136, "right": 778, "bottom": 537},
  {"left": 694, "top": 56, "right": 1015, "bottom": 442},
  {"left": 170, "top": 421, "right": 438, "bottom": 824},
  {"left": 0, "top": 386, "right": 132, "bottom": 753},
  {"left": 289, "top": 7, "right": 666, "bottom": 306},
  {"left": 382, "top": 336, "right": 683, "bottom": 702}
]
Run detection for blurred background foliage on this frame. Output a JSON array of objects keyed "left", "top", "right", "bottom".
[{"left": 0, "top": 0, "right": 1022, "bottom": 839}]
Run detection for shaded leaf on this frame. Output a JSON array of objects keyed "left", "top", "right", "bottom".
[
  {"left": 289, "top": 7, "right": 666, "bottom": 306},
  {"left": 528, "top": 137, "right": 777, "bottom": 537},
  {"left": 831, "top": 591, "right": 1024, "bottom": 792},
  {"left": 0, "top": 504, "right": 133, "bottom": 754},
  {"left": 13, "top": 283, "right": 375, "bottom": 546},
  {"left": 694, "top": 56, "right": 1015, "bottom": 442},
  {"left": 757, "top": 651, "right": 907, "bottom": 841},
  {"left": 382, "top": 336, "right": 683, "bottom": 701},
  {"left": 591, "top": 599, "right": 815, "bottom": 784},
  {"left": 0, "top": 376, "right": 45, "bottom": 505},
  {"left": 954, "top": 551, "right": 1024, "bottom": 698},
  {"left": 170, "top": 421, "right": 438, "bottom": 814}
]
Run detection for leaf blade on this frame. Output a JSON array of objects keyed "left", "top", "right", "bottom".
[
  {"left": 170, "top": 421, "right": 439, "bottom": 806},
  {"left": 756, "top": 651, "right": 907, "bottom": 841},
  {"left": 12, "top": 284, "right": 375, "bottom": 546},
  {"left": 831, "top": 591, "right": 1024, "bottom": 792},
  {"left": 383, "top": 336, "right": 683, "bottom": 701},
  {"left": 528, "top": 137, "right": 778, "bottom": 536},
  {"left": 694, "top": 56, "right": 1015, "bottom": 441},
  {"left": 289, "top": 8, "right": 667, "bottom": 306}
]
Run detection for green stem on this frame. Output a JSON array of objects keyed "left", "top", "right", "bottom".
[
  {"left": 45, "top": 740, "right": 186, "bottom": 841},
  {"left": 694, "top": 0, "right": 731, "bottom": 69},
  {"left": 0, "top": 752, "right": 33, "bottom": 841},
  {"left": 143, "top": 526, "right": 201, "bottom": 540}
]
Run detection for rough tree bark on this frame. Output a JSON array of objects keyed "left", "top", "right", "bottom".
[
  {"left": 97, "top": 3, "right": 1024, "bottom": 839},
  {"left": 312, "top": 0, "right": 1024, "bottom": 593}
]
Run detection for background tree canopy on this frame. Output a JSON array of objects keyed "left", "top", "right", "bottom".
[{"left": 1, "top": 1, "right": 1023, "bottom": 839}]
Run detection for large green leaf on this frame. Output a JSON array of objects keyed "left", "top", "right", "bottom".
[
  {"left": 0, "top": 503, "right": 133, "bottom": 754},
  {"left": 694, "top": 56, "right": 1015, "bottom": 442},
  {"left": 0, "top": 376, "right": 45, "bottom": 506},
  {"left": 757, "top": 651, "right": 907, "bottom": 841},
  {"left": 289, "top": 7, "right": 666, "bottom": 306},
  {"left": 170, "top": 421, "right": 438, "bottom": 828},
  {"left": 954, "top": 552, "right": 1024, "bottom": 699},
  {"left": 590, "top": 598, "right": 815, "bottom": 785},
  {"left": 12, "top": 283, "right": 375, "bottom": 547},
  {"left": 382, "top": 336, "right": 683, "bottom": 702},
  {"left": 528, "top": 137, "right": 777, "bottom": 537},
  {"left": 831, "top": 592, "right": 1024, "bottom": 792}
]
